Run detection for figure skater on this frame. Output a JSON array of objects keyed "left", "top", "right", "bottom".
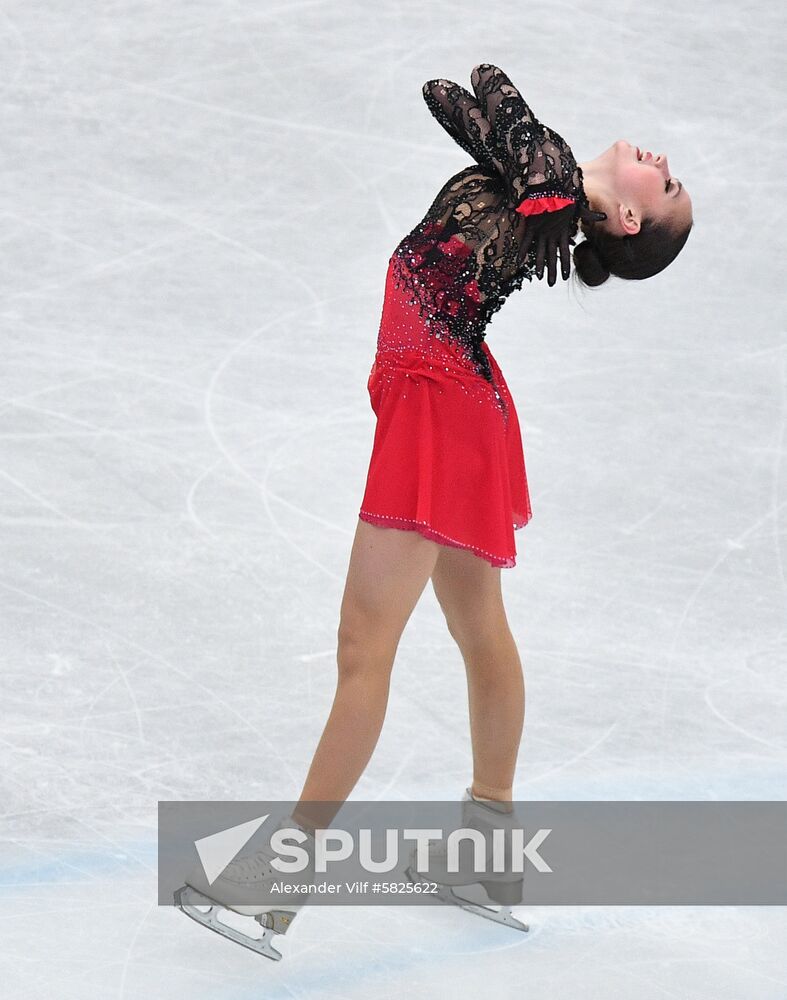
[{"left": 177, "top": 63, "right": 693, "bottom": 958}]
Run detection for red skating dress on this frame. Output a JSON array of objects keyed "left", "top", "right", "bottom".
[
  {"left": 359, "top": 236, "right": 532, "bottom": 568},
  {"left": 358, "top": 64, "right": 591, "bottom": 568}
]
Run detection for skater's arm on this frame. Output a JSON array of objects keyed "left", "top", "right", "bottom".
[
  {"left": 470, "top": 63, "right": 607, "bottom": 284},
  {"left": 421, "top": 78, "right": 499, "bottom": 170},
  {"left": 423, "top": 64, "right": 574, "bottom": 210},
  {"left": 469, "top": 62, "right": 540, "bottom": 145},
  {"left": 419, "top": 64, "right": 603, "bottom": 289},
  {"left": 469, "top": 63, "right": 568, "bottom": 211},
  {"left": 415, "top": 166, "right": 516, "bottom": 307}
]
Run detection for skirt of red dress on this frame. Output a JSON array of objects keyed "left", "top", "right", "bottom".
[{"left": 358, "top": 252, "right": 533, "bottom": 569}]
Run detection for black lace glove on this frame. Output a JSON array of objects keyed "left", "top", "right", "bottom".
[{"left": 518, "top": 199, "right": 608, "bottom": 286}]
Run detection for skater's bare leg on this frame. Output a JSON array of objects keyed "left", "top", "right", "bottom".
[
  {"left": 430, "top": 547, "right": 524, "bottom": 810},
  {"left": 292, "top": 518, "right": 440, "bottom": 833}
]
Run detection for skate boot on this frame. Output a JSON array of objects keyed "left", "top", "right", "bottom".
[
  {"left": 175, "top": 814, "right": 317, "bottom": 960},
  {"left": 405, "top": 788, "right": 529, "bottom": 932}
]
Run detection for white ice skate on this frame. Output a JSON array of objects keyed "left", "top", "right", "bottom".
[
  {"left": 405, "top": 788, "right": 529, "bottom": 932},
  {"left": 175, "top": 816, "right": 316, "bottom": 960}
]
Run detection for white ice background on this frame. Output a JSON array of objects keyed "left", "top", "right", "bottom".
[{"left": 0, "top": 1, "right": 785, "bottom": 998}]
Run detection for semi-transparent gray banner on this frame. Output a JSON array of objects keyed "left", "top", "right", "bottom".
[{"left": 158, "top": 800, "right": 787, "bottom": 906}]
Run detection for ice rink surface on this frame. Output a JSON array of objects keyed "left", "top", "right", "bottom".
[{"left": 1, "top": 1, "right": 785, "bottom": 996}]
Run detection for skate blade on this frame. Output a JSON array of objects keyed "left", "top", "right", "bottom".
[
  {"left": 174, "top": 885, "right": 292, "bottom": 960},
  {"left": 442, "top": 888, "right": 529, "bottom": 932},
  {"left": 404, "top": 867, "right": 529, "bottom": 933}
]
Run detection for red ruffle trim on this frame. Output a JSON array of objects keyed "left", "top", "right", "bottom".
[{"left": 515, "top": 195, "right": 576, "bottom": 216}]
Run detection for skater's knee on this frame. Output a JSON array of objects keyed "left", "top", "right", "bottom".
[
  {"left": 337, "top": 588, "right": 406, "bottom": 658},
  {"left": 430, "top": 548, "right": 509, "bottom": 653},
  {"left": 335, "top": 619, "right": 397, "bottom": 680},
  {"left": 446, "top": 609, "right": 511, "bottom": 658}
]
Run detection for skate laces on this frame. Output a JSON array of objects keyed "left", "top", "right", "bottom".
[
  {"left": 229, "top": 850, "right": 274, "bottom": 877},
  {"left": 223, "top": 821, "right": 316, "bottom": 880}
]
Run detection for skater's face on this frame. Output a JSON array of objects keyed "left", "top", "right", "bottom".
[{"left": 586, "top": 140, "right": 692, "bottom": 237}]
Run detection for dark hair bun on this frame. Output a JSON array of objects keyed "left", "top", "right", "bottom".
[{"left": 573, "top": 239, "right": 610, "bottom": 287}]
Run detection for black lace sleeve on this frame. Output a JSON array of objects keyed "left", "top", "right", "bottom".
[
  {"left": 390, "top": 66, "right": 591, "bottom": 385},
  {"left": 469, "top": 63, "right": 587, "bottom": 215},
  {"left": 421, "top": 78, "right": 498, "bottom": 171}
]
